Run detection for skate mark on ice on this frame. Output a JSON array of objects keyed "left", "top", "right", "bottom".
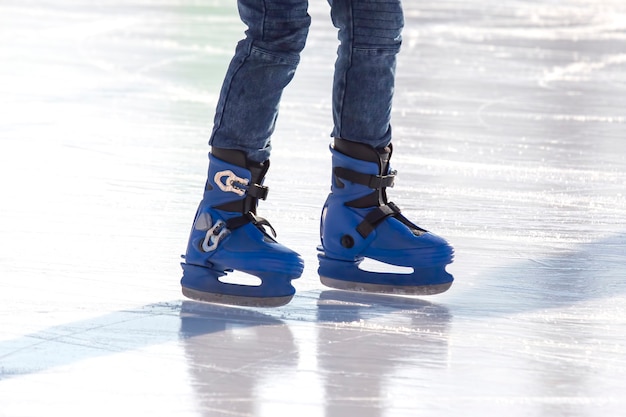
[
  {"left": 0, "top": 302, "right": 182, "bottom": 379},
  {"left": 446, "top": 233, "right": 626, "bottom": 318}
]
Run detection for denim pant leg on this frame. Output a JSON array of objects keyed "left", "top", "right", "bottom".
[
  {"left": 210, "top": 0, "right": 311, "bottom": 163},
  {"left": 329, "top": 0, "right": 404, "bottom": 148}
]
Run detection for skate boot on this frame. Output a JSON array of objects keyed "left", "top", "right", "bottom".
[
  {"left": 318, "top": 138, "right": 454, "bottom": 295},
  {"left": 181, "top": 148, "right": 304, "bottom": 307}
]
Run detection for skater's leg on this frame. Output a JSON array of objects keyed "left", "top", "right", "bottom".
[
  {"left": 210, "top": 0, "right": 311, "bottom": 163},
  {"left": 181, "top": 0, "right": 310, "bottom": 306},
  {"left": 320, "top": 0, "right": 454, "bottom": 294},
  {"left": 328, "top": 0, "right": 403, "bottom": 148}
]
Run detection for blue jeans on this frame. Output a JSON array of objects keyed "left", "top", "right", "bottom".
[{"left": 210, "top": 0, "right": 404, "bottom": 163}]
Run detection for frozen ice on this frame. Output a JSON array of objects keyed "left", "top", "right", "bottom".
[{"left": 1, "top": 1, "right": 625, "bottom": 416}]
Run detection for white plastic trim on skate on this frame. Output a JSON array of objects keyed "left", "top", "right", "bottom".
[
  {"left": 358, "top": 257, "right": 414, "bottom": 274},
  {"left": 217, "top": 271, "right": 263, "bottom": 287},
  {"left": 214, "top": 169, "right": 249, "bottom": 196}
]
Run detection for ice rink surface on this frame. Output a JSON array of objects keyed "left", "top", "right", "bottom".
[{"left": 1, "top": 0, "right": 625, "bottom": 416}]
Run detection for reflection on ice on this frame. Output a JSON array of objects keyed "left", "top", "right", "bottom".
[{"left": 180, "top": 301, "right": 300, "bottom": 416}]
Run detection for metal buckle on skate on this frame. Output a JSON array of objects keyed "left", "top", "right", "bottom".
[
  {"left": 201, "top": 219, "right": 229, "bottom": 252},
  {"left": 214, "top": 170, "right": 249, "bottom": 196}
]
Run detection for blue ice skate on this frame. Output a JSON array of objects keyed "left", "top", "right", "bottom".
[
  {"left": 318, "top": 138, "right": 454, "bottom": 295},
  {"left": 181, "top": 149, "right": 304, "bottom": 307}
]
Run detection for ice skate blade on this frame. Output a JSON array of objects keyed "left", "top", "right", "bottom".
[
  {"left": 320, "top": 276, "right": 452, "bottom": 296},
  {"left": 182, "top": 286, "right": 294, "bottom": 308},
  {"left": 317, "top": 254, "right": 454, "bottom": 296},
  {"left": 180, "top": 262, "right": 297, "bottom": 308}
]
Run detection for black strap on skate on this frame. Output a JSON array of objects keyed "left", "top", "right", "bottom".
[
  {"left": 226, "top": 212, "right": 277, "bottom": 238},
  {"left": 356, "top": 202, "right": 401, "bottom": 238},
  {"left": 245, "top": 183, "right": 269, "bottom": 200},
  {"left": 356, "top": 202, "right": 428, "bottom": 238},
  {"left": 334, "top": 167, "right": 396, "bottom": 189},
  {"left": 214, "top": 182, "right": 269, "bottom": 213}
]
